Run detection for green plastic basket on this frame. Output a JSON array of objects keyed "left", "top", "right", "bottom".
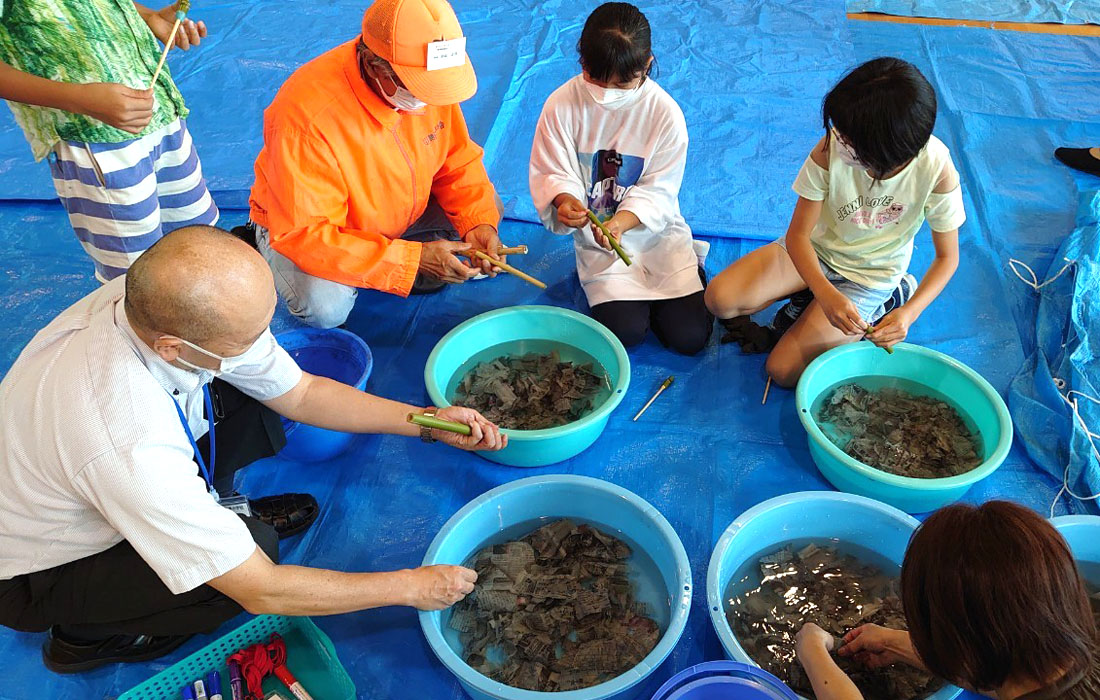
[{"left": 118, "top": 615, "right": 355, "bottom": 700}]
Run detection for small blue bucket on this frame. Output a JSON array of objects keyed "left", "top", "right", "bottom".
[
  {"left": 650, "top": 662, "right": 797, "bottom": 700},
  {"left": 1051, "top": 514, "right": 1100, "bottom": 567},
  {"left": 419, "top": 475, "right": 691, "bottom": 700},
  {"left": 425, "top": 306, "right": 630, "bottom": 467},
  {"left": 796, "top": 342, "right": 1013, "bottom": 513},
  {"left": 275, "top": 328, "right": 372, "bottom": 462},
  {"left": 706, "top": 491, "right": 962, "bottom": 700}
]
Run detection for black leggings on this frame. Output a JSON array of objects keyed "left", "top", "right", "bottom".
[{"left": 591, "top": 290, "right": 713, "bottom": 355}]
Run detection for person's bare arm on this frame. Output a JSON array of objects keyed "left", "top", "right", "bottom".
[
  {"left": 867, "top": 164, "right": 961, "bottom": 348},
  {"left": 795, "top": 624, "right": 865, "bottom": 700},
  {"left": 208, "top": 547, "right": 475, "bottom": 615},
  {"left": 0, "top": 62, "right": 153, "bottom": 133},
  {"left": 262, "top": 372, "right": 506, "bottom": 451}
]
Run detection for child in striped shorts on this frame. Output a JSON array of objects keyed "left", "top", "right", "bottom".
[{"left": 0, "top": 1, "right": 217, "bottom": 281}]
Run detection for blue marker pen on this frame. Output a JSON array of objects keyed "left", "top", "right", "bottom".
[
  {"left": 206, "top": 671, "right": 223, "bottom": 700},
  {"left": 182, "top": 685, "right": 197, "bottom": 700}
]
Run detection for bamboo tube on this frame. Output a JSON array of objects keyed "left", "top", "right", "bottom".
[
  {"left": 585, "top": 210, "right": 632, "bottom": 266},
  {"left": 407, "top": 412, "right": 472, "bottom": 436},
  {"left": 472, "top": 250, "right": 547, "bottom": 289}
]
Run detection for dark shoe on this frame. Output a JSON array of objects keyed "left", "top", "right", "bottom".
[
  {"left": 1055, "top": 147, "right": 1100, "bottom": 177},
  {"left": 250, "top": 493, "right": 319, "bottom": 539},
  {"left": 770, "top": 289, "right": 814, "bottom": 336},
  {"left": 43, "top": 628, "right": 191, "bottom": 674},
  {"left": 229, "top": 222, "right": 258, "bottom": 250}
]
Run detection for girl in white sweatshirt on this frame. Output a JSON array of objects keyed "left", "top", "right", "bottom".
[
  {"left": 529, "top": 2, "right": 711, "bottom": 355},
  {"left": 705, "top": 58, "right": 966, "bottom": 387}
]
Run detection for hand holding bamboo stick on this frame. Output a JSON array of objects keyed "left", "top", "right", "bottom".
[
  {"left": 148, "top": 0, "right": 192, "bottom": 89},
  {"left": 407, "top": 412, "right": 472, "bottom": 436},
  {"left": 585, "top": 210, "right": 632, "bottom": 266}
]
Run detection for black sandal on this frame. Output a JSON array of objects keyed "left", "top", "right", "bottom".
[
  {"left": 1055, "top": 147, "right": 1100, "bottom": 177},
  {"left": 250, "top": 493, "right": 319, "bottom": 539}
]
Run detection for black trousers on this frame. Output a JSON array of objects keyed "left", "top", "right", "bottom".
[
  {"left": 0, "top": 380, "right": 286, "bottom": 638},
  {"left": 591, "top": 289, "right": 713, "bottom": 355}
]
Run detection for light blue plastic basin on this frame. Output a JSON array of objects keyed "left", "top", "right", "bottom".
[
  {"left": 425, "top": 306, "right": 630, "bottom": 467},
  {"left": 796, "top": 342, "right": 1013, "bottom": 513},
  {"left": 705, "top": 491, "right": 961, "bottom": 700},
  {"left": 1051, "top": 515, "right": 1100, "bottom": 568},
  {"left": 649, "top": 661, "right": 798, "bottom": 700},
  {"left": 419, "top": 475, "right": 691, "bottom": 700},
  {"left": 275, "top": 328, "right": 372, "bottom": 462}
]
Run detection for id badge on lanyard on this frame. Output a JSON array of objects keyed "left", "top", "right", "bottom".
[{"left": 170, "top": 385, "right": 251, "bottom": 516}]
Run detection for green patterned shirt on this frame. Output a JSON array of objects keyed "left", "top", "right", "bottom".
[{"left": 0, "top": 0, "right": 188, "bottom": 161}]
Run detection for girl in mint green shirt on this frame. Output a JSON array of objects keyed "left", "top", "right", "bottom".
[{"left": 706, "top": 57, "right": 965, "bottom": 387}]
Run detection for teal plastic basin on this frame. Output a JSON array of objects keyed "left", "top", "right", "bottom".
[
  {"left": 795, "top": 343, "right": 1013, "bottom": 513},
  {"left": 419, "top": 475, "right": 691, "bottom": 700},
  {"left": 425, "top": 306, "right": 630, "bottom": 467},
  {"left": 706, "top": 491, "right": 961, "bottom": 700}
]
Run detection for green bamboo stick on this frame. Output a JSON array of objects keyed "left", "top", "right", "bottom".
[
  {"left": 585, "top": 210, "right": 632, "bottom": 266},
  {"left": 407, "top": 412, "right": 472, "bottom": 436},
  {"left": 865, "top": 325, "right": 895, "bottom": 354}
]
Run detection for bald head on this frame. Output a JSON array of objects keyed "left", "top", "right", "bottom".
[{"left": 125, "top": 226, "right": 275, "bottom": 347}]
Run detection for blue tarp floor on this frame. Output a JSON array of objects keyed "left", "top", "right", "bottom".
[{"left": 0, "top": 0, "right": 1098, "bottom": 697}]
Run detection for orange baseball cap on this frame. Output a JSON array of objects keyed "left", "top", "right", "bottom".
[{"left": 361, "top": 0, "right": 477, "bottom": 106}]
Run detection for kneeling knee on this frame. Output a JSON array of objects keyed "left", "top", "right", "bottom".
[
  {"left": 765, "top": 352, "right": 804, "bottom": 389},
  {"left": 665, "top": 323, "right": 712, "bottom": 356}
]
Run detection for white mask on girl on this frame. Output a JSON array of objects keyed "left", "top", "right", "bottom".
[
  {"left": 833, "top": 130, "right": 864, "bottom": 169},
  {"left": 583, "top": 79, "right": 640, "bottom": 107}
]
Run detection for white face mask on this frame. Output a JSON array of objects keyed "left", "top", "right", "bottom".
[
  {"left": 174, "top": 334, "right": 267, "bottom": 377},
  {"left": 833, "top": 131, "right": 864, "bottom": 169},
  {"left": 582, "top": 79, "right": 640, "bottom": 107},
  {"left": 375, "top": 78, "right": 427, "bottom": 112}
]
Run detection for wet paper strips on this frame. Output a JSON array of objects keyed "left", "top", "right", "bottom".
[
  {"left": 449, "top": 520, "right": 661, "bottom": 692},
  {"left": 454, "top": 351, "right": 605, "bottom": 430},
  {"left": 727, "top": 544, "right": 943, "bottom": 699},
  {"left": 817, "top": 384, "right": 983, "bottom": 478}
]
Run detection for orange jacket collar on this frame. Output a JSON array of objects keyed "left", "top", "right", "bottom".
[{"left": 343, "top": 40, "right": 401, "bottom": 129}]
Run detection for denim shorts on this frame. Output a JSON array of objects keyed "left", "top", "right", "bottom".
[{"left": 775, "top": 237, "right": 894, "bottom": 323}]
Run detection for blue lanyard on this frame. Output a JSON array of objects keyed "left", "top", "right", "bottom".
[{"left": 170, "top": 384, "right": 217, "bottom": 499}]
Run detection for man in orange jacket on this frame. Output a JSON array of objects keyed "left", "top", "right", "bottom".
[{"left": 248, "top": 0, "right": 503, "bottom": 329}]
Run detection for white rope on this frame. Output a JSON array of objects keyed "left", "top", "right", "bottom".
[
  {"left": 1008, "top": 257, "right": 1076, "bottom": 291},
  {"left": 1049, "top": 378, "right": 1100, "bottom": 517}
]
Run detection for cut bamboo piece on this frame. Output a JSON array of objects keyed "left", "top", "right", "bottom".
[
  {"left": 407, "top": 412, "right": 472, "bottom": 436},
  {"left": 472, "top": 250, "right": 547, "bottom": 289}
]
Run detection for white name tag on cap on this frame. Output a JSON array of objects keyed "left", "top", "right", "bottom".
[{"left": 426, "top": 36, "right": 466, "bottom": 71}]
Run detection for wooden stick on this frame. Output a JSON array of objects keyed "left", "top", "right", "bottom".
[
  {"left": 762, "top": 376, "right": 772, "bottom": 405},
  {"left": 585, "top": 210, "right": 632, "bottom": 266},
  {"left": 148, "top": 17, "right": 184, "bottom": 89},
  {"left": 407, "top": 412, "right": 472, "bottom": 436},
  {"left": 498, "top": 245, "right": 527, "bottom": 256},
  {"left": 472, "top": 250, "right": 546, "bottom": 289}
]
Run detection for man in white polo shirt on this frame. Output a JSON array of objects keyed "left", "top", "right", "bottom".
[{"left": 0, "top": 225, "right": 505, "bottom": 673}]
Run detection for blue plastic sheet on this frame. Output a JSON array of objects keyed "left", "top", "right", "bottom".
[
  {"left": 0, "top": 0, "right": 1099, "bottom": 698},
  {"left": 848, "top": 0, "right": 1100, "bottom": 25},
  {"left": 1009, "top": 188, "right": 1100, "bottom": 517}
]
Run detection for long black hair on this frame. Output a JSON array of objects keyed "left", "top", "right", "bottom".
[
  {"left": 577, "top": 3, "right": 655, "bottom": 84},
  {"left": 823, "top": 57, "right": 937, "bottom": 178}
]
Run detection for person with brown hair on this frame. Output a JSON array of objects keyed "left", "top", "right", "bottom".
[{"left": 794, "top": 500, "right": 1100, "bottom": 699}]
